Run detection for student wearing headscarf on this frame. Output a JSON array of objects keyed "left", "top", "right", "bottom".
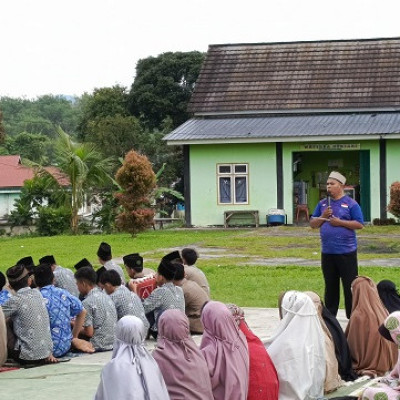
[
  {"left": 227, "top": 304, "right": 279, "bottom": 400},
  {"left": 94, "top": 316, "right": 170, "bottom": 400},
  {"left": 200, "top": 300, "right": 249, "bottom": 400},
  {"left": 265, "top": 291, "right": 325, "bottom": 400},
  {"left": 361, "top": 311, "right": 400, "bottom": 399},
  {"left": 304, "top": 291, "right": 341, "bottom": 393},
  {"left": 345, "top": 276, "right": 397, "bottom": 377},
  {"left": 153, "top": 309, "right": 213, "bottom": 400},
  {"left": 0, "top": 307, "right": 6, "bottom": 366},
  {"left": 377, "top": 280, "right": 400, "bottom": 314},
  {"left": 320, "top": 301, "right": 358, "bottom": 381}
]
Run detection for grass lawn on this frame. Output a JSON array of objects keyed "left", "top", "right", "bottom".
[{"left": 1, "top": 226, "right": 400, "bottom": 307}]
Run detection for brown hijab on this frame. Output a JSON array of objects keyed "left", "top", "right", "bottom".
[
  {"left": 345, "top": 276, "right": 398, "bottom": 377},
  {"left": 305, "top": 291, "right": 341, "bottom": 393}
]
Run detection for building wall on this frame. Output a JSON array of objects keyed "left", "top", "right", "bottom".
[
  {"left": 0, "top": 191, "right": 20, "bottom": 218},
  {"left": 189, "top": 143, "right": 277, "bottom": 226},
  {"left": 386, "top": 139, "right": 400, "bottom": 218}
]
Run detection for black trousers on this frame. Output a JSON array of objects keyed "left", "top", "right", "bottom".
[{"left": 321, "top": 250, "right": 358, "bottom": 319}]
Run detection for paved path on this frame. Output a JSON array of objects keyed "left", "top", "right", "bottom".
[{"left": 0, "top": 307, "right": 351, "bottom": 400}]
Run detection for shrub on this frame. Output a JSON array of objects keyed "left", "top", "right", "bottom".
[
  {"left": 372, "top": 218, "right": 397, "bottom": 226},
  {"left": 36, "top": 206, "right": 71, "bottom": 236},
  {"left": 388, "top": 181, "right": 400, "bottom": 219}
]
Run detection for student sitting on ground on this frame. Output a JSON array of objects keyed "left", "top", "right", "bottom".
[
  {"left": 132, "top": 252, "right": 184, "bottom": 338},
  {"left": 16, "top": 256, "right": 36, "bottom": 288},
  {"left": 96, "top": 242, "right": 126, "bottom": 284},
  {"left": 34, "top": 263, "right": 94, "bottom": 357},
  {"left": 346, "top": 276, "right": 397, "bottom": 377},
  {"left": 200, "top": 300, "right": 249, "bottom": 400},
  {"left": 123, "top": 253, "right": 155, "bottom": 280},
  {"left": 227, "top": 303, "right": 279, "bottom": 400},
  {"left": 0, "top": 307, "right": 6, "bottom": 366},
  {"left": 74, "top": 266, "right": 117, "bottom": 351},
  {"left": 361, "top": 311, "right": 400, "bottom": 399},
  {"left": 2, "top": 264, "right": 56, "bottom": 364},
  {"left": 304, "top": 291, "right": 341, "bottom": 393},
  {"left": 181, "top": 248, "right": 210, "bottom": 295},
  {"left": 265, "top": 291, "right": 325, "bottom": 400},
  {"left": 377, "top": 279, "right": 400, "bottom": 314},
  {"left": 94, "top": 316, "right": 170, "bottom": 400},
  {"left": 0, "top": 271, "right": 11, "bottom": 305},
  {"left": 173, "top": 263, "right": 209, "bottom": 334},
  {"left": 39, "top": 255, "right": 79, "bottom": 298},
  {"left": 153, "top": 309, "right": 213, "bottom": 400},
  {"left": 99, "top": 269, "right": 149, "bottom": 334}
]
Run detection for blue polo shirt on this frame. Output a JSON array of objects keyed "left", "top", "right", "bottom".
[{"left": 312, "top": 195, "right": 364, "bottom": 254}]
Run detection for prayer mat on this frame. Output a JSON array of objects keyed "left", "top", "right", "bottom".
[{"left": 0, "top": 367, "right": 20, "bottom": 373}]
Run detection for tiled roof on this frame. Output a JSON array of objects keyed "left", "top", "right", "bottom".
[
  {"left": 164, "top": 112, "right": 400, "bottom": 142},
  {"left": 0, "top": 156, "right": 69, "bottom": 188},
  {"left": 189, "top": 38, "right": 400, "bottom": 114}
]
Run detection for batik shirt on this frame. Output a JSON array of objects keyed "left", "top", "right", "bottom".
[
  {"left": 1, "top": 287, "right": 53, "bottom": 360},
  {"left": 54, "top": 265, "right": 80, "bottom": 298},
  {"left": 82, "top": 287, "right": 117, "bottom": 351},
  {"left": 110, "top": 285, "right": 149, "bottom": 332},
  {"left": 143, "top": 282, "right": 185, "bottom": 330},
  {"left": 104, "top": 260, "right": 126, "bottom": 284},
  {"left": 0, "top": 289, "right": 11, "bottom": 305},
  {"left": 40, "top": 285, "right": 83, "bottom": 357}
]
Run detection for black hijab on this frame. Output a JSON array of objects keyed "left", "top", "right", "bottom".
[
  {"left": 377, "top": 280, "right": 400, "bottom": 313},
  {"left": 321, "top": 304, "right": 358, "bottom": 381}
]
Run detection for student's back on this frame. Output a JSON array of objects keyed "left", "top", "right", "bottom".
[
  {"left": 184, "top": 265, "right": 210, "bottom": 295},
  {"left": 2, "top": 287, "right": 53, "bottom": 361},
  {"left": 110, "top": 285, "right": 149, "bottom": 331},
  {"left": 83, "top": 287, "right": 117, "bottom": 351}
]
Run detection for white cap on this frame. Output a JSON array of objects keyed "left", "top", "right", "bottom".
[{"left": 328, "top": 171, "right": 346, "bottom": 185}]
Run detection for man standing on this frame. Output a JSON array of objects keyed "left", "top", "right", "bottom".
[{"left": 310, "top": 171, "right": 364, "bottom": 319}]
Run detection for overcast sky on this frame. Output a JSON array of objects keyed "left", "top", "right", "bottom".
[{"left": 1, "top": 0, "right": 398, "bottom": 98}]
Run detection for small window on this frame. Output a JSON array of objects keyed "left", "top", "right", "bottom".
[{"left": 217, "top": 163, "right": 249, "bottom": 204}]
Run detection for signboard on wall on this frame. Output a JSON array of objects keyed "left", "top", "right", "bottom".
[{"left": 300, "top": 144, "right": 361, "bottom": 151}]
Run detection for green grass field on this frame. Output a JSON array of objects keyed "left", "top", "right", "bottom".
[{"left": 1, "top": 226, "right": 400, "bottom": 307}]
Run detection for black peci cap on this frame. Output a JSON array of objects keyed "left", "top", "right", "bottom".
[{"left": 74, "top": 258, "right": 93, "bottom": 270}]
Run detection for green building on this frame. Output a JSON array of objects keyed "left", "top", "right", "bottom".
[{"left": 165, "top": 38, "right": 400, "bottom": 226}]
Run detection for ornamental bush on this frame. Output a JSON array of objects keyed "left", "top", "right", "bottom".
[{"left": 388, "top": 181, "right": 400, "bottom": 219}]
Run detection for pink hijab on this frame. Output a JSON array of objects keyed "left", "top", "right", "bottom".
[
  {"left": 153, "top": 309, "right": 213, "bottom": 400},
  {"left": 200, "top": 301, "right": 249, "bottom": 400}
]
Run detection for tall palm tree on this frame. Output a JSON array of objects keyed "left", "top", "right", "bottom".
[{"left": 56, "top": 128, "right": 114, "bottom": 234}]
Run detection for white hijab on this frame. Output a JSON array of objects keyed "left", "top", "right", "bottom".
[
  {"left": 94, "top": 316, "right": 170, "bottom": 400},
  {"left": 264, "top": 291, "right": 326, "bottom": 400}
]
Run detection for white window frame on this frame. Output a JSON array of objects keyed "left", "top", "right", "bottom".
[{"left": 217, "top": 163, "right": 249, "bottom": 205}]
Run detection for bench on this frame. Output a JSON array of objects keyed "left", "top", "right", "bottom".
[
  {"left": 153, "top": 217, "right": 183, "bottom": 230},
  {"left": 224, "top": 210, "right": 259, "bottom": 228}
]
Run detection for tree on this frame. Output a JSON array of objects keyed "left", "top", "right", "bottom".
[
  {"left": 77, "top": 86, "right": 130, "bottom": 140},
  {"left": 128, "top": 51, "right": 205, "bottom": 130},
  {"left": 115, "top": 150, "right": 156, "bottom": 235},
  {"left": 55, "top": 128, "right": 115, "bottom": 234},
  {"left": 0, "top": 111, "right": 5, "bottom": 144}
]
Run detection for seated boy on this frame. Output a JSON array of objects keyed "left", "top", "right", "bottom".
[
  {"left": 173, "top": 264, "right": 210, "bottom": 334},
  {"left": 39, "top": 255, "right": 79, "bottom": 298},
  {"left": 0, "top": 271, "right": 11, "bottom": 305},
  {"left": 16, "top": 256, "right": 36, "bottom": 288},
  {"left": 132, "top": 251, "right": 184, "bottom": 337},
  {"left": 2, "top": 264, "right": 56, "bottom": 364},
  {"left": 99, "top": 270, "right": 149, "bottom": 334},
  {"left": 97, "top": 242, "right": 126, "bottom": 284},
  {"left": 74, "top": 266, "right": 117, "bottom": 351},
  {"left": 181, "top": 248, "right": 210, "bottom": 295},
  {"left": 34, "top": 264, "right": 94, "bottom": 357},
  {"left": 123, "top": 253, "right": 155, "bottom": 280}
]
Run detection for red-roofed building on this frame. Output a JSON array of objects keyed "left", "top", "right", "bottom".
[{"left": 0, "top": 155, "right": 70, "bottom": 218}]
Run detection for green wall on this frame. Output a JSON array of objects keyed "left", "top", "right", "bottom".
[{"left": 189, "top": 143, "right": 277, "bottom": 226}]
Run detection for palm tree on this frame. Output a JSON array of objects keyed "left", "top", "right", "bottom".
[{"left": 56, "top": 128, "right": 114, "bottom": 234}]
